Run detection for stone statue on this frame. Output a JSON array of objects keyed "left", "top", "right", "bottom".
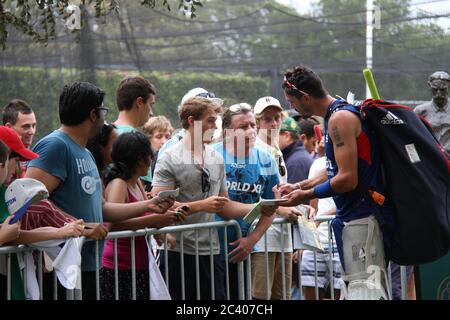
[{"left": 415, "top": 71, "right": 450, "bottom": 153}]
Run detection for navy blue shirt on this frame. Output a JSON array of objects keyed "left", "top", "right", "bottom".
[
  {"left": 324, "top": 100, "right": 386, "bottom": 221},
  {"left": 282, "top": 140, "right": 313, "bottom": 185}
]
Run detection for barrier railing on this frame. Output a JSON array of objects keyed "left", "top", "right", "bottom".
[
  {"left": 0, "top": 216, "right": 409, "bottom": 300},
  {"left": 0, "top": 244, "right": 74, "bottom": 300},
  {"left": 78, "top": 219, "right": 244, "bottom": 300}
]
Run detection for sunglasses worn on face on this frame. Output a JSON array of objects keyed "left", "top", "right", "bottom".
[{"left": 201, "top": 167, "right": 211, "bottom": 193}]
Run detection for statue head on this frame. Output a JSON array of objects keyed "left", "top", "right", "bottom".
[{"left": 428, "top": 71, "right": 450, "bottom": 108}]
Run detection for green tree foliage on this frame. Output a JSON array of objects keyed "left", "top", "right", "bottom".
[
  {"left": 0, "top": 0, "right": 203, "bottom": 49},
  {"left": 0, "top": 67, "right": 269, "bottom": 143},
  {"left": 1, "top": 0, "right": 449, "bottom": 109},
  {"left": 270, "top": 0, "right": 450, "bottom": 101}
]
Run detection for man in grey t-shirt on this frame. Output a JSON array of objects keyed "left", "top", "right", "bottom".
[
  {"left": 155, "top": 140, "right": 227, "bottom": 256},
  {"left": 153, "top": 97, "right": 277, "bottom": 300}
]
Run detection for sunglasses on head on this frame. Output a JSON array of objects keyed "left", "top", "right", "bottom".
[
  {"left": 283, "top": 76, "right": 309, "bottom": 97},
  {"left": 196, "top": 92, "right": 216, "bottom": 99},
  {"left": 228, "top": 103, "right": 252, "bottom": 114},
  {"left": 201, "top": 167, "right": 211, "bottom": 193}
]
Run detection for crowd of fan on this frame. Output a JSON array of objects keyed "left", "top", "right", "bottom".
[{"left": 0, "top": 74, "right": 415, "bottom": 300}]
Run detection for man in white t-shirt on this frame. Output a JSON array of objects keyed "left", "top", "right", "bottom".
[
  {"left": 300, "top": 139, "right": 342, "bottom": 299},
  {"left": 152, "top": 97, "right": 277, "bottom": 300},
  {"left": 253, "top": 96, "right": 299, "bottom": 300}
]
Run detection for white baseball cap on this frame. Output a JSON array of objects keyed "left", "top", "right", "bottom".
[
  {"left": 181, "top": 88, "right": 224, "bottom": 106},
  {"left": 5, "top": 178, "right": 49, "bottom": 223},
  {"left": 254, "top": 96, "right": 283, "bottom": 115}
]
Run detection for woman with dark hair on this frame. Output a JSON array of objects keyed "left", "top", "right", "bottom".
[
  {"left": 100, "top": 131, "right": 186, "bottom": 300},
  {"left": 86, "top": 122, "right": 118, "bottom": 180}
]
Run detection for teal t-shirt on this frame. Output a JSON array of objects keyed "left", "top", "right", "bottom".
[
  {"left": 115, "top": 124, "right": 137, "bottom": 134},
  {"left": 115, "top": 125, "right": 152, "bottom": 183},
  {"left": 28, "top": 130, "right": 103, "bottom": 272}
]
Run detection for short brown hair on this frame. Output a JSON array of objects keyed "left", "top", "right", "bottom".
[
  {"left": 222, "top": 103, "right": 253, "bottom": 130},
  {"left": 299, "top": 118, "right": 315, "bottom": 138},
  {"left": 116, "top": 76, "right": 156, "bottom": 111},
  {"left": 2, "top": 99, "right": 33, "bottom": 126},
  {"left": 143, "top": 116, "right": 174, "bottom": 137},
  {"left": 178, "top": 97, "right": 222, "bottom": 130}
]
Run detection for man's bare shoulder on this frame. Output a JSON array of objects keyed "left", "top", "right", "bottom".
[{"left": 329, "top": 108, "right": 360, "bottom": 126}]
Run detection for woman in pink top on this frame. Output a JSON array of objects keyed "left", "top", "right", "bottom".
[{"left": 100, "top": 132, "right": 185, "bottom": 300}]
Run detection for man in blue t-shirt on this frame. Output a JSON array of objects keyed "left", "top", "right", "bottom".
[
  {"left": 212, "top": 103, "right": 289, "bottom": 299},
  {"left": 26, "top": 82, "right": 109, "bottom": 300}
]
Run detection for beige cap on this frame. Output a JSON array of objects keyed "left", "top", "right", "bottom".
[{"left": 254, "top": 96, "right": 283, "bottom": 115}]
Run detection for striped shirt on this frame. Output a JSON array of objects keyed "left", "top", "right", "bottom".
[{"left": 21, "top": 200, "right": 76, "bottom": 230}]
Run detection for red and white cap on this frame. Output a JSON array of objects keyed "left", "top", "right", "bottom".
[{"left": 0, "top": 126, "right": 39, "bottom": 161}]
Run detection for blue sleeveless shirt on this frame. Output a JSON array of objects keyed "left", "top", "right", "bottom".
[{"left": 324, "top": 99, "right": 387, "bottom": 220}]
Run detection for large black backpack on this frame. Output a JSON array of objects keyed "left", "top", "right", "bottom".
[{"left": 359, "top": 99, "right": 450, "bottom": 265}]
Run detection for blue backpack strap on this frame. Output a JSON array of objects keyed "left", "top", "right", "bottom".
[
  {"left": 329, "top": 99, "right": 361, "bottom": 117},
  {"left": 324, "top": 99, "right": 361, "bottom": 133}
]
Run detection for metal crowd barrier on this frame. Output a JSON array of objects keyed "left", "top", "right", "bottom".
[
  {"left": 78, "top": 219, "right": 244, "bottom": 300},
  {"left": 0, "top": 244, "right": 75, "bottom": 300},
  {"left": 244, "top": 217, "right": 291, "bottom": 300},
  {"left": 0, "top": 216, "right": 409, "bottom": 300},
  {"left": 0, "top": 244, "right": 35, "bottom": 300}
]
